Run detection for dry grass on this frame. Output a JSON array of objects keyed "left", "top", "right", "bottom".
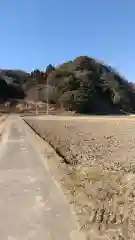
[
  {"left": 24, "top": 117, "right": 135, "bottom": 239},
  {"left": 63, "top": 166, "right": 132, "bottom": 240}
]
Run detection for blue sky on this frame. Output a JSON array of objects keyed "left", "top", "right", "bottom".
[{"left": 0, "top": 1, "right": 135, "bottom": 81}]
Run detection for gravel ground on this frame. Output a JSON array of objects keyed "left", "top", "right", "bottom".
[{"left": 24, "top": 117, "right": 135, "bottom": 240}]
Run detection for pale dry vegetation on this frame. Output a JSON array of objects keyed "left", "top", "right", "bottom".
[{"left": 25, "top": 117, "right": 135, "bottom": 239}]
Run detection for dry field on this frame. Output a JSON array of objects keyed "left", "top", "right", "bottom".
[{"left": 25, "top": 116, "right": 135, "bottom": 240}]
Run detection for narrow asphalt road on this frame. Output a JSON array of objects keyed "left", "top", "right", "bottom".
[{"left": 0, "top": 115, "right": 81, "bottom": 240}]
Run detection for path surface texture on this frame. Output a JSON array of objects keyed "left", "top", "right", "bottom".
[{"left": 0, "top": 115, "right": 80, "bottom": 240}]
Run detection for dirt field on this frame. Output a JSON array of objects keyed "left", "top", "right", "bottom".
[{"left": 24, "top": 116, "right": 135, "bottom": 240}]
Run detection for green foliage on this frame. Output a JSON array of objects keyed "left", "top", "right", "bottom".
[
  {"left": 46, "top": 56, "right": 135, "bottom": 114},
  {"left": 59, "top": 61, "right": 73, "bottom": 71},
  {"left": 1, "top": 55, "right": 135, "bottom": 114},
  {"left": 55, "top": 69, "right": 72, "bottom": 78}
]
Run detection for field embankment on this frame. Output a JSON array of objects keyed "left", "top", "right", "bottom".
[{"left": 24, "top": 116, "right": 135, "bottom": 239}]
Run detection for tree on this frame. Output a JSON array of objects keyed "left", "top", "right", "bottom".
[
  {"left": 39, "top": 85, "right": 58, "bottom": 103},
  {"left": 27, "top": 56, "right": 135, "bottom": 114},
  {"left": 31, "top": 69, "right": 40, "bottom": 77},
  {"left": 46, "top": 64, "right": 55, "bottom": 75},
  {"left": 59, "top": 91, "right": 75, "bottom": 110},
  {"left": 30, "top": 69, "right": 45, "bottom": 84}
]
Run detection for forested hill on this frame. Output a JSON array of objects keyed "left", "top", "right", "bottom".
[{"left": 0, "top": 56, "right": 135, "bottom": 114}]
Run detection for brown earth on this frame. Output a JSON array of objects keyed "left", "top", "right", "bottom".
[{"left": 24, "top": 116, "right": 135, "bottom": 240}]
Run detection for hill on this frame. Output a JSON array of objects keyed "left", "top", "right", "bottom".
[
  {"left": 0, "top": 56, "right": 135, "bottom": 114},
  {"left": 45, "top": 56, "right": 135, "bottom": 114},
  {"left": 0, "top": 69, "right": 29, "bottom": 102}
]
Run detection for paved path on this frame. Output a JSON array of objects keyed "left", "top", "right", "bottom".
[{"left": 0, "top": 115, "right": 80, "bottom": 240}]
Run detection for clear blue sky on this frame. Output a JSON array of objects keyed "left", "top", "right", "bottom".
[{"left": 0, "top": 1, "right": 135, "bottom": 81}]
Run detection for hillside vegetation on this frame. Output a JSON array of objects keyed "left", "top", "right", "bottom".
[
  {"left": 45, "top": 56, "right": 135, "bottom": 114},
  {"left": 0, "top": 56, "right": 135, "bottom": 114}
]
